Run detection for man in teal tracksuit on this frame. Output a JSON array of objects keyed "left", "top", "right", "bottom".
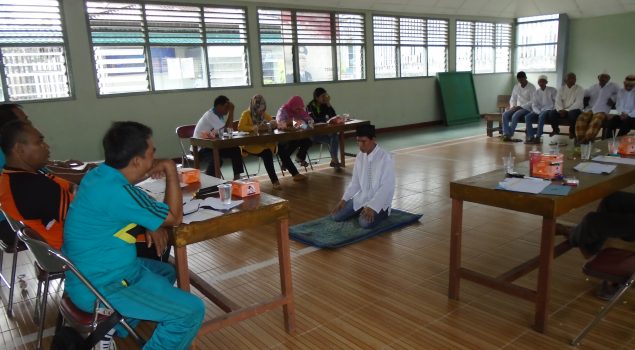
[{"left": 63, "top": 121, "right": 204, "bottom": 349}]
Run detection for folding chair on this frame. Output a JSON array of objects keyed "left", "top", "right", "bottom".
[
  {"left": 175, "top": 124, "right": 196, "bottom": 167},
  {"left": 0, "top": 208, "right": 27, "bottom": 317},
  {"left": 571, "top": 248, "right": 635, "bottom": 345},
  {"left": 17, "top": 227, "right": 145, "bottom": 349}
]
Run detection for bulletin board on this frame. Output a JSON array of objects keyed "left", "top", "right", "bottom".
[{"left": 437, "top": 72, "right": 480, "bottom": 126}]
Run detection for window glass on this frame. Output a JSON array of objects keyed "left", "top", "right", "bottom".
[
  {"left": 86, "top": 1, "right": 250, "bottom": 95},
  {"left": 150, "top": 46, "right": 206, "bottom": 90},
  {"left": 455, "top": 20, "right": 511, "bottom": 73},
  {"left": 0, "top": 0, "right": 71, "bottom": 101},
  {"left": 258, "top": 8, "right": 364, "bottom": 84},
  {"left": 516, "top": 15, "right": 559, "bottom": 72}
]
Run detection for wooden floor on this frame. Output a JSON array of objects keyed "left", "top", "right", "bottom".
[{"left": 2, "top": 134, "right": 634, "bottom": 349}]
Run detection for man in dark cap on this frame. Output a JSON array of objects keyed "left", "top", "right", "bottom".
[{"left": 331, "top": 124, "right": 395, "bottom": 228}]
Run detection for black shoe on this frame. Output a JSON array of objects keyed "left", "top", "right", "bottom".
[{"left": 549, "top": 128, "right": 560, "bottom": 137}]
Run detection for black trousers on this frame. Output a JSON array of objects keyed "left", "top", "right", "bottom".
[
  {"left": 569, "top": 191, "right": 635, "bottom": 254},
  {"left": 198, "top": 147, "right": 244, "bottom": 178},
  {"left": 278, "top": 138, "right": 312, "bottom": 176},
  {"left": 548, "top": 109, "right": 582, "bottom": 137},
  {"left": 248, "top": 149, "right": 279, "bottom": 183},
  {"left": 606, "top": 116, "right": 635, "bottom": 136}
]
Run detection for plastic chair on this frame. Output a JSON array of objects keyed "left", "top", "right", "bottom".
[
  {"left": 0, "top": 208, "right": 27, "bottom": 318},
  {"left": 571, "top": 248, "right": 635, "bottom": 345},
  {"left": 17, "top": 226, "right": 145, "bottom": 349},
  {"left": 175, "top": 124, "right": 196, "bottom": 167}
]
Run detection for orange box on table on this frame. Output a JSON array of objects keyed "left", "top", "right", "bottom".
[
  {"left": 531, "top": 153, "right": 564, "bottom": 179},
  {"left": 231, "top": 179, "right": 260, "bottom": 197}
]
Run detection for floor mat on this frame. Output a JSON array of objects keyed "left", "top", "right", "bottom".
[{"left": 289, "top": 209, "right": 422, "bottom": 248}]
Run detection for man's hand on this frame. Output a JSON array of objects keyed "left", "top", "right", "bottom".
[
  {"left": 227, "top": 101, "right": 235, "bottom": 112},
  {"left": 360, "top": 207, "right": 376, "bottom": 223},
  {"left": 331, "top": 200, "right": 345, "bottom": 215},
  {"left": 146, "top": 227, "right": 169, "bottom": 257},
  {"left": 147, "top": 159, "right": 177, "bottom": 179},
  {"left": 201, "top": 130, "right": 217, "bottom": 139}
]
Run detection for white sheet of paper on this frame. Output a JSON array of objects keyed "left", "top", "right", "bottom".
[
  {"left": 182, "top": 208, "right": 223, "bottom": 224},
  {"left": 573, "top": 162, "right": 617, "bottom": 174},
  {"left": 498, "top": 177, "right": 551, "bottom": 194},
  {"left": 198, "top": 174, "right": 228, "bottom": 188},
  {"left": 200, "top": 196, "right": 243, "bottom": 210},
  {"left": 592, "top": 155, "right": 635, "bottom": 166}
]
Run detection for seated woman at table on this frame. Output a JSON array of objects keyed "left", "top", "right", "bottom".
[
  {"left": 238, "top": 95, "right": 282, "bottom": 189},
  {"left": 275, "top": 96, "right": 311, "bottom": 181},
  {"left": 306, "top": 87, "right": 343, "bottom": 169}
]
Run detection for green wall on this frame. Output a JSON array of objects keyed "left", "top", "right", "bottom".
[
  {"left": 567, "top": 12, "right": 635, "bottom": 89},
  {"left": 21, "top": 0, "right": 514, "bottom": 161}
]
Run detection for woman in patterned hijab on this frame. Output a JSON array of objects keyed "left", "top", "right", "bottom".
[{"left": 250, "top": 94, "right": 267, "bottom": 126}]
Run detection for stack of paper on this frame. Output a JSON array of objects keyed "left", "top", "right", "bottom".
[
  {"left": 592, "top": 155, "right": 635, "bottom": 165},
  {"left": 574, "top": 162, "right": 616, "bottom": 174},
  {"left": 497, "top": 178, "right": 551, "bottom": 194}
]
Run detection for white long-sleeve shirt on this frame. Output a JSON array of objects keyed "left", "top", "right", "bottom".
[
  {"left": 555, "top": 84, "right": 585, "bottom": 111},
  {"left": 193, "top": 108, "right": 225, "bottom": 138},
  {"left": 509, "top": 82, "right": 536, "bottom": 110},
  {"left": 585, "top": 82, "right": 619, "bottom": 114},
  {"left": 616, "top": 88, "right": 635, "bottom": 117},
  {"left": 342, "top": 144, "right": 395, "bottom": 213},
  {"left": 531, "top": 86, "right": 557, "bottom": 114}
]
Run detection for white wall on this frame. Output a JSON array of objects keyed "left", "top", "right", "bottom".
[{"left": 23, "top": 0, "right": 513, "bottom": 161}]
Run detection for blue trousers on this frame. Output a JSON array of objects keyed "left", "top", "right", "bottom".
[
  {"left": 311, "top": 134, "right": 339, "bottom": 160},
  {"left": 331, "top": 199, "right": 388, "bottom": 229},
  {"left": 99, "top": 259, "right": 204, "bottom": 350},
  {"left": 502, "top": 108, "right": 531, "bottom": 137},
  {"left": 525, "top": 110, "right": 551, "bottom": 139}
]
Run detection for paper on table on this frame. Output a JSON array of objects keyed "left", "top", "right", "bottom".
[
  {"left": 592, "top": 155, "right": 635, "bottom": 166},
  {"left": 497, "top": 177, "right": 551, "bottom": 194},
  {"left": 200, "top": 196, "right": 243, "bottom": 210},
  {"left": 198, "top": 174, "right": 228, "bottom": 188},
  {"left": 573, "top": 162, "right": 617, "bottom": 174},
  {"left": 182, "top": 208, "right": 223, "bottom": 224}
]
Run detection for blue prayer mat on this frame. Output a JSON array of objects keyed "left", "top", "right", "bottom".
[{"left": 289, "top": 209, "right": 422, "bottom": 248}]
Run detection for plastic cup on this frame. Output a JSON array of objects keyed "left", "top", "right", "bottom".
[
  {"left": 218, "top": 128, "right": 225, "bottom": 140},
  {"left": 580, "top": 142, "right": 592, "bottom": 160},
  {"left": 502, "top": 156, "right": 515, "bottom": 174},
  {"left": 226, "top": 127, "right": 233, "bottom": 139},
  {"left": 608, "top": 141, "right": 618, "bottom": 155},
  {"left": 218, "top": 184, "right": 232, "bottom": 205}
]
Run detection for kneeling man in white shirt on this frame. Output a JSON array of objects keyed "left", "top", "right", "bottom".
[{"left": 331, "top": 124, "right": 395, "bottom": 228}]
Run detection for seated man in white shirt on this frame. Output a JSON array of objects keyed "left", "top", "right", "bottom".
[
  {"left": 607, "top": 74, "right": 635, "bottom": 136},
  {"left": 331, "top": 124, "right": 395, "bottom": 229},
  {"left": 547, "top": 72, "right": 584, "bottom": 138},
  {"left": 501, "top": 71, "right": 536, "bottom": 142},
  {"left": 524, "top": 75, "right": 557, "bottom": 144},
  {"left": 193, "top": 95, "right": 244, "bottom": 179},
  {"left": 576, "top": 71, "right": 620, "bottom": 144}
]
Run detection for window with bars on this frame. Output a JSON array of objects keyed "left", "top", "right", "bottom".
[
  {"left": 257, "top": 8, "right": 365, "bottom": 85},
  {"left": 0, "top": 0, "right": 72, "bottom": 102},
  {"left": 86, "top": 1, "right": 249, "bottom": 95},
  {"left": 516, "top": 14, "right": 559, "bottom": 72},
  {"left": 372, "top": 15, "right": 448, "bottom": 79},
  {"left": 456, "top": 20, "right": 511, "bottom": 74}
]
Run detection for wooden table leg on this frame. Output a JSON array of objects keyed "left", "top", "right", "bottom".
[
  {"left": 213, "top": 148, "right": 222, "bottom": 178},
  {"left": 174, "top": 245, "right": 191, "bottom": 291},
  {"left": 276, "top": 216, "right": 296, "bottom": 334},
  {"left": 449, "top": 198, "right": 463, "bottom": 299},
  {"left": 339, "top": 130, "right": 346, "bottom": 167},
  {"left": 193, "top": 145, "right": 200, "bottom": 169},
  {"left": 534, "top": 217, "right": 556, "bottom": 332}
]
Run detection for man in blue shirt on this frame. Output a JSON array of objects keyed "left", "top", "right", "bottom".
[{"left": 63, "top": 121, "right": 204, "bottom": 350}]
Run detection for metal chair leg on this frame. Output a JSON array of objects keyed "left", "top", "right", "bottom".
[
  {"left": 7, "top": 245, "right": 19, "bottom": 317},
  {"left": 34, "top": 278, "right": 43, "bottom": 322},
  {"left": 36, "top": 278, "right": 50, "bottom": 350},
  {"left": 571, "top": 275, "right": 635, "bottom": 345}
]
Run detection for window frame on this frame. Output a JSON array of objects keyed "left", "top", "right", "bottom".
[
  {"left": 0, "top": 0, "right": 74, "bottom": 103},
  {"left": 257, "top": 7, "right": 366, "bottom": 86},
  {"left": 515, "top": 14, "right": 559, "bottom": 73},
  {"left": 455, "top": 20, "right": 512, "bottom": 74},
  {"left": 84, "top": 0, "right": 251, "bottom": 97},
  {"left": 372, "top": 14, "right": 449, "bottom": 80}
]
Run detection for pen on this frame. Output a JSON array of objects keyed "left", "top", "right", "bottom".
[{"left": 524, "top": 176, "right": 550, "bottom": 181}]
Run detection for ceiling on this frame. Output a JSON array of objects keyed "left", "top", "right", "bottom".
[{"left": 240, "top": 0, "right": 635, "bottom": 19}]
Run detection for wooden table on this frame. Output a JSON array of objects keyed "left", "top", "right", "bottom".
[
  {"left": 190, "top": 119, "right": 370, "bottom": 177},
  {"left": 171, "top": 192, "right": 295, "bottom": 341},
  {"left": 448, "top": 151, "right": 635, "bottom": 332}
]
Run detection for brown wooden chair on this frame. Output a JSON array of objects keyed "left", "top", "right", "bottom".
[
  {"left": 483, "top": 95, "right": 510, "bottom": 137},
  {"left": 571, "top": 248, "right": 635, "bottom": 345},
  {"left": 175, "top": 124, "right": 196, "bottom": 167}
]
